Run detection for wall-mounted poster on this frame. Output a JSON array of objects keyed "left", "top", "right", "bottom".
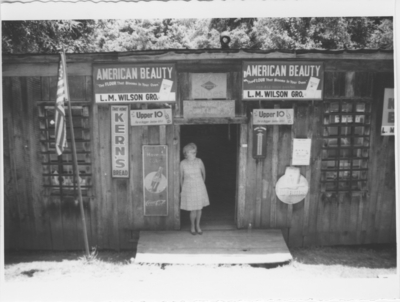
[
  {"left": 292, "top": 138, "right": 312, "bottom": 166},
  {"left": 143, "top": 145, "right": 168, "bottom": 216},
  {"left": 131, "top": 109, "right": 173, "bottom": 126},
  {"left": 93, "top": 63, "right": 176, "bottom": 103},
  {"left": 242, "top": 61, "right": 324, "bottom": 100},
  {"left": 381, "top": 88, "right": 395, "bottom": 135},
  {"left": 111, "top": 106, "right": 129, "bottom": 178}
]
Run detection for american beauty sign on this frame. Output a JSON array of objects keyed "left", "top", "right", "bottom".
[
  {"left": 242, "top": 61, "right": 324, "bottom": 100},
  {"left": 93, "top": 63, "right": 177, "bottom": 103}
]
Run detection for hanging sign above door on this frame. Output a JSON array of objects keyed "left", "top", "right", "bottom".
[
  {"left": 93, "top": 63, "right": 177, "bottom": 103},
  {"left": 242, "top": 61, "right": 324, "bottom": 100},
  {"left": 253, "top": 109, "right": 294, "bottom": 125},
  {"left": 191, "top": 73, "right": 227, "bottom": 99}
]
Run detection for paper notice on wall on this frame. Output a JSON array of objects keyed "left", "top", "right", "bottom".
[
  {"left": 159, "top": 79, "right": 173, "bottom": 100},
  {"left": 292, "top": 138, "right": 312, "bottom": 166}
]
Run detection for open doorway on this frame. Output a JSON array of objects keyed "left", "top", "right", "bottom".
[{"left": 180, "top": 124, "right": 238, "bottom": 230}]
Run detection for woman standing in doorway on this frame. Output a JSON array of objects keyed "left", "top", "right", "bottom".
[{"left": 180, "top": 143, "right": 209, "bottom": 235}]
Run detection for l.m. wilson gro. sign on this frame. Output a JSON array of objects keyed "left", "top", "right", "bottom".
[
  {"left": 93, "top": 63, "right": 177, "bottom": 103},
  {"left": 242, "top": 61, "right": 324, "bottom": 100}
]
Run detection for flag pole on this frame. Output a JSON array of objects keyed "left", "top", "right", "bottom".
[{"left": 61, "top": 52, "right": 90, "bottom": 257}]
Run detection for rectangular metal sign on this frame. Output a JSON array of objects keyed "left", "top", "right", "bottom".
[
  {"left": 93, "top": 63, "right": 177, "bottom": 103},
  {"left": 191, "top": 73, "right": 227, "bottom": 99},
  {"left": 111, "top": 106, "right": 129, "bottom": 178},
  {"left": 183, "top": 100, "right": 235, "bottom": 118},
  {"left": 143, "top": 145, "right": 168, "bottom": 216},
  {"left": 381, "top": 88, "right": 395, "bottom": 136},
  {"left": 253, "top": 109, "right": 294, "bottom": 125},
  {"left": 131, "top": 109, "right": 173, "bottom": 126},
  {"left": 292, "top": 138, "right": 312, "bottom": 166},
  {"left": 242, "top": 61, "right": 324, "bottom": 100}
]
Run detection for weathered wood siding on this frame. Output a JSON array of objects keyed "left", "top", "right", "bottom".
[
  {"left": 3, "top": 54, "right": 396, "bottom": 250},
  {"left": 240, "top": 71, "right": 396, "bottom": 247}
]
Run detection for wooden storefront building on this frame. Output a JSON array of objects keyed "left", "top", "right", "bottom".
[{"left": 2, "top": 49, "right": 396, "bottom": 250}]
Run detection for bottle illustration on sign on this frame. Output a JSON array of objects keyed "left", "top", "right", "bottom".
[
  {"left": 144, "top": 166, "right": 167, "bottom": 194},
  {"left": 150, "top": 167, "right": 163, "bottom": 192}
]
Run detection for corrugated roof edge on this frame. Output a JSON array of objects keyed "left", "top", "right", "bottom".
[{"left": 2, "top": 47, "right": 394, "bottom": 57}]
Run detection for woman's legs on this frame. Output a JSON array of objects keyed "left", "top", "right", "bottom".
[
  {"left": 195, "top": 210, "right": 202, "bottom": 233},
  {"left": 190, "top": 211, "right": 196, "bottom": 233}
]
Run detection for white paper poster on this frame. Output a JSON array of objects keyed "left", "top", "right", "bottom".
[{"left": 292, "top": 138, "right": 312, "bottom": 166}]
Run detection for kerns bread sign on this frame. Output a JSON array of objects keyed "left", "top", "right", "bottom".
[{"left": 94, "top": 64, "right": 177, "bottom": 103}]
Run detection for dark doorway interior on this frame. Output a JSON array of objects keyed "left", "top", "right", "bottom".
[{"left": 180, "top": 124, "right": 238, "bottom": 230}]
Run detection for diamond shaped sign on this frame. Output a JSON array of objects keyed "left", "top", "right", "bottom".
[{"left": 201, "top": 81, "right": 217, "bottom": 91}]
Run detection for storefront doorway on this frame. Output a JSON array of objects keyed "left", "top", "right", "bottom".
[{"left": 180, "top": 124, "right": 238, "bottom": 230}]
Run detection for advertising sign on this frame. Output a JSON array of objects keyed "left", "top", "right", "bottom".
[
  {"left": 253, "top": 109, "right": 294, "bottom": 125},
  {"left": 183, "top": 100, "right": 235, "bottom": 118},
  {"left": 292, "top": 138, "right": 312, "bottom": 166},
  {"left": 381, "top": 88, "right": 395, "bottom": 135},
  {"left": 111, "top": 106, "right": 129, "bottom": 178},
  {"left": 143, "top": 145, "right": 168, "bottom": 216},
  {"left": 191, "top": 73, "right": 227, "bottom": 99},
  {"left": 276, "top": 166, "right": 309, "bottom": 204},
  {"left": 94, "top": 63, "right": 177, "bottom": 103},
  {"left": 242, "top": 61, "right": 324, "bottom": 100},
  {"left": 252, "top": 126, "right": 267, "bottom": 159},
  {"left": 131, "top": 109, "right": 173, "bottom": 126}
]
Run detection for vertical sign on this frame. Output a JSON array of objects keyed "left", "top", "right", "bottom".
[
  {"left": 381, "top": 88, "right": 395, "bottom": 135},
  {"left": 143, "top": 145, "right": 168, "bottom": 216},
  {"left": 252, "top": 126, "right": 267, "bottom": 159},
  {"left": 111, "top": 106, "right": 129, "bottom": 178},
  {"left": 292, "top": 139, "right": 312, "bottom": 166}
]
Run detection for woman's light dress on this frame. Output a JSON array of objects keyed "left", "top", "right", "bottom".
[{"left": 180, "top": 158, "right": 210, "bottom": 211}]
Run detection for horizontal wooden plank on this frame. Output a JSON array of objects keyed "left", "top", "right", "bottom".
[{"left": 174, "top": 117, "right": 247, "bottom": 124}]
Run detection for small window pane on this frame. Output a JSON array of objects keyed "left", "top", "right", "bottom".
[
  {"left": 341, "top": 127, "right": 351, "bottom": 136},
  {"left": 328, "top": 127, "right": 339, "bottom": 136},
  {"left": 329, "top": 115, "right": 341, "bottom": 124},
  {"left": 327, "top": 138, "right": 338, "bottom": 147},
  {"left": 330, "top": 102, "right": 339, "bottom": 112},
  {"left": 351, "top": 182, "right": 362, "bottom": 190},
  {"left": 339, "top": 160, "right": 351, "bottom": 169},
  {"left": 327, "top": 149, "right": 338, "bottom": 158},
  {"left": 322, "top": 160, "right": 336, "bottom": 169},
  {"left": 355, "top": 115, "right": 365, "bottom": 123},
  {"left": 342, "top": 102, "right": 352, "bottom": 112},
  {"left": 340, "top": 149, "right": 351, "bottom": 158},
  {"left": 340, "top": 137, "right": 351, "bottom": 146},
  {"left": 353, "top": 137, "right": 364, "bottom": 146},
  {"left": 342, "top": 115, "right": 353, "bottom": 123},
  {"left": 339, "top": 171, "right": 350, "bottom": 180},
  {"left": 354, "top": 126, "right": 365, "bottom": 135},
  {"left": 326, "top": 182, "right": 337, "bottom": 191},
  {"left": 338, "top": 182, "right": 350, "bottom": 190},
  {"left": 326, "top": 171, "right": 337, "bottom": 180},
  {"left": 356, "top": 103, "right": 366, "bottom": 112},
  {"left": 352, "top": 171, "right": 360, "bottom": 180}
]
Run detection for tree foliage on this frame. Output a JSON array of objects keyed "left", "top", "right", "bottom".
[{"left": 2, "top": 17, "right": 393, "bottom": 54}]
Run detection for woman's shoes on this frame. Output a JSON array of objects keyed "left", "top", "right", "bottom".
[
  {"left": 197, "top": 229, "right": 203, "bottom": 235},
  {"left": 190, "top": 230, "right": 196, "bottom": 235}
]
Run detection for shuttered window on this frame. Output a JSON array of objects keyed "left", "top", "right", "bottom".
[
  {"left": 321, "top": 99, "right": 371, "bottom": 199},
  {"left": 39, "top": 104, "right": 92, "bottom": 197}
]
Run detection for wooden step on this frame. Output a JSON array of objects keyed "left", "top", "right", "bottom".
[{"left": 135, "top": 229, "right": 292, "bottom": 264}]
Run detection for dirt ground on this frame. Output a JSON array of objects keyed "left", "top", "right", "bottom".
[{"left": 2, "top": 244, "right": 399, "bottom": 301}]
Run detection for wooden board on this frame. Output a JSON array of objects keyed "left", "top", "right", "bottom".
[{"left": 136, "top": 229, "right": 292, "bottom": 264}]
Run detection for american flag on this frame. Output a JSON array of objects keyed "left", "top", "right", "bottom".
[{"left": 55, "top": 53, "right": 68, "bottom": 155}]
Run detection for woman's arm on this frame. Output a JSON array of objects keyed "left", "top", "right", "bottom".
[
  {"left": 199, "top": 159, "right": 206, "bottom": 182},
  {"left": 180, "top": 162, "right": 184, "bottom": 187}
]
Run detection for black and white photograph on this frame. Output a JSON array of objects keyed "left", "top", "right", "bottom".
[{"left": 1, "top": 0, "right": 398, "bottom": 301}]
